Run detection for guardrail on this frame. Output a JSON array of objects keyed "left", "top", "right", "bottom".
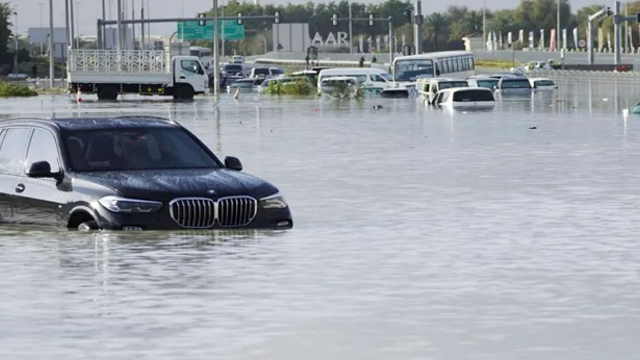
[{"left": 477, "top": 66, "right": 640, "bottom": 83}]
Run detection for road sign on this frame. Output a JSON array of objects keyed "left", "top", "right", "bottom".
[
  {"left": 177, "top": 20, "right": 245, "bottom": 41},
  {"left": 578, "top": 39, "right": 587, "bottom": 48}
]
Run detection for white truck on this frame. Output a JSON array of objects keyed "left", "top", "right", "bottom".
[{"left": 67, "top": 49, "right": 209, "bottom": 101}]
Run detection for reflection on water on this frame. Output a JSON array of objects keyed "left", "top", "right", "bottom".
[{"left": 2, "top": 79, "right": 640, "bottom": 359}]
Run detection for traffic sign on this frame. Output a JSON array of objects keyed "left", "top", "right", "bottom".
[
  {"left": 578, "top": 39, "right": 586, "bottom": 48},
  {"left": 177, "top": 20, "right": 245, "bottom": 41}
]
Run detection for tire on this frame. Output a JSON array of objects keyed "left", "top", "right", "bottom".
[
  {"left": 173, "top": 85, "right": 195, "bottom": 101},
  {"left": 78, "top": 220, "right": 99, "bottom": 231},
  {"left": 98, "top": 86, "right": 118, "bottom": 101}
]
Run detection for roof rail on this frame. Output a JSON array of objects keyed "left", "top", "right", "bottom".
[{"left": 111, "top": 115, "right": 179, "bottom": 124}]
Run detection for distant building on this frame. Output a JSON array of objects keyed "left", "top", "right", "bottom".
[
  {"left": 462, "top": 33, "right": 484, "bottom": 51},
  {"left": 28, "top": 27, "right": 68, "bottom": 60}
]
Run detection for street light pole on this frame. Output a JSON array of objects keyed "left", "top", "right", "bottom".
[
  {"left": 348, "top": 1, "right": 353, "bottom": 54},
  {"left": 75, "top": 2, "right": 81, "bottom": 49},
  {"left": 117, "top": 0, "right": 123, "bottom": 49},
  {"left": 483, "top": 0, "right": 486, "bottom": 50},
  {"left": 70, "top": 0, "right": 75, "bottom": 49},
  {"left": 556, "top": 0, "right": 560, "bottom": 52},
  {"left": 49, "top": 0, "right": 55, "bottom": 88},
  {"left": 39, "top": 3, "right": 44, "bottom": 55},
  {"left": 213, "top": 0, "right": 220, "bottom": 95},
  {"left": 13, "top": 8, "right": 17, "bottom": 76}
]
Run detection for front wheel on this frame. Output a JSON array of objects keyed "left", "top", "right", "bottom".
[
  {"left": 97, "top": 86, "right": 118, "bottom": 101},
  {"left": 78, "top": 221, "right": 99, "bottom": 231},
  {"left": 173, "top": 85, "right": 195, "bottom": 101}
]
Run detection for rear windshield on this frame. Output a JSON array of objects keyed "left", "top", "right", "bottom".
[
  {"left": 439, "top": 81, "right": 468, "bottom": 90},
  {"left": 501, "top": 79, "right": 532, "bottom": 89},
  {"left": 253, "top": 68, "right": 270, "bottom": 76},
  {"left": 534, "top": 80, "right": 555, "bottom": 87},
  {"left": 224, "top": 65, "right": 242, "bottom": 72},
  {"left": 453, "top": 90, "right": 494, "bottom": 102},
  {"left": 63, "top": 128, "right": 219, "bottom": 172},
  {"left": 271, "top": 68, "right": 284, "bottom": 75},
  {"left": 476, "top": 79, "right": 499, "bottom": 88}
]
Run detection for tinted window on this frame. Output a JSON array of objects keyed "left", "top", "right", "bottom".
[
  {"left": 63, "top": 128, "right": 219, "bottom": 172},
  {"left": 453, "top": 90, "right": 495, "bottom": 102},
  {"left": 501, "top": 79, "right": 532, "bottom": 89},
  {"left": 0, "top": 128, "right": 31, "bottom": 175},
  {"left": 181, "top": 60, "right": 203, "bottom": 75},
  {"left": 394, "top": 59, "right": 434, "bottom": 82},
  {"left": 253, "top": 68, "right": 270, "bottom": 76},
  {"left": 370, "top": 74, "right": 387, "bottom": 82},
  {"left": 271, "top": 68, "right": 284, "bottom": 75},
  {"left": 224, "top": 65, "right": 242, "bottom": 73},
  {"left": 534, "top": 80, "right": 555, "bottom": 87},
  {"left": 26, "top": 130, "right": 60, "bottom": 173},
  {"left": 439, "top": 81, "right": 468, "bottom": 90},
  {"left": 477, "top": 80, "right": 499, "bottom": 88}
]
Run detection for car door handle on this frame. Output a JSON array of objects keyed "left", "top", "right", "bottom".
[
  {"left": 180, "top": 76, "right": 186, "bottom": 79},
  {"left": 14, "top": 184, "right": 25, "bottom": 193}
]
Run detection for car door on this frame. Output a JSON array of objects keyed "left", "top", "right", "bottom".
[
  {"left": 16, "top": 128, "right": 64, "bottom": 227},
  {"left": 0, "top": 128, "right": 33, "bottom": 225}
]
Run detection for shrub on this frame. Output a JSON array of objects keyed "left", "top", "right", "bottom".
[
  {"left": 264, "top": 79, "right": 314, "bottom": 96},
  {"left": 0, "top": 82, "right": 38, "bottom": 97}
]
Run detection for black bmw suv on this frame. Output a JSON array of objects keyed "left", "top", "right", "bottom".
[{"left": 0, "top": 117, "right": 293, "bottom": 231}]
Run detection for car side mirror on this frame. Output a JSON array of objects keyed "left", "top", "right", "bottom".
[
  {"left": 27, "top": 161, "right": 62, "bottom": 181},
  {"left": 225, "top": 156, "right": 243, "bottom": 171}
]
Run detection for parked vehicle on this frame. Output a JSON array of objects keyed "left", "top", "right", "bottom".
[
  {"left": 0, "top": 117, "right": 293, "bottom": 231},
  {"left": 430, "top": 88, "right": 496, "bottom": 109},
  {"left": 495, "top": 76, "right": 533, "bottom": 93},
  {"left": 529, "top": 77, "right": 558, "bottom": 90},
  {"left": 228, "top": 78, "right": 263, "bottom": 93},
  {"left": 318, "top": 76, "right": 359, "bottom": 95},
  {"left": 317, "top": 68, "right": 393, "bottom": 94},
  {"left": 391, "top": 51, "right": 475, "bottom": 84},
  {"left": 250, "top": 67, "right": 284, "bottom": 79},
  {"left": 257, "top": 76, "right": 314, "bottom": 94},
  {"left": 466, "top": 76, "right": 500, "bottom": 90},
  {"left": 416, "top": 77, "right": 469, "bottom": 103},
  {"left": 67, "top": 49, "right": 209, "bottom": 101},
  {"left": 231, "top": 55, "right": 245, "bottom": 64}
]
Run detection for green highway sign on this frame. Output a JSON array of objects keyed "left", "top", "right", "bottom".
[{"left": 177, "top": 20, "right": 245, "bottom": 41}]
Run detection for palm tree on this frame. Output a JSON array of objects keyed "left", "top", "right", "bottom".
[{"left": 424, "top": 13, "right": 449, "bottom": 51}]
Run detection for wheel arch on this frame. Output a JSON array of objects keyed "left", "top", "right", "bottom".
[{"left": 67, "top": 205, "right": 100, "bottom": 229}]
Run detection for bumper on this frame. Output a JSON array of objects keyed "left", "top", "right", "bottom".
[{"left": 94, "top": 206, "right": 293, "bottom": 231}]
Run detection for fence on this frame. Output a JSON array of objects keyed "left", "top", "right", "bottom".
[
  {"left": 477, "top": 66, "right": 640, "bottom": 83},
  {"left": 68, "top": 50, "right": 169, "bottom": 73}
]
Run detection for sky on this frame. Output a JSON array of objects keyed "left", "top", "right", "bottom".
[{"left": 7, "top": 0, "right": 599, "bottom": 36}]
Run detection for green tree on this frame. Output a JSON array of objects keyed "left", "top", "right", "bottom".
[
  {"left": 423, "top": 13, "right": 449, "bottom": 51},
  {"left": 0, "top": 3, "right": 13, "bottom": 68}
]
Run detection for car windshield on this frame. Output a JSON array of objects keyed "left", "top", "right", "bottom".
[
  {"left": 501, "top": 79, "right": 531, "bottom": 89},
  {"left": 534, "top": 80, "right": 555, "bottom": 87},
  {"left": 63, "top": 128, "right": 219, "bottom": 172},
  {"left": 476, "top": 80, "right": 499, "bottom": 88},
  {"left": 394, "top": 59, "right": 434, "bottom": 82},
  {"left": 224, "top": 65, "right": 242, "bottom": 73},
  {"left": 439, "top": 81, "right": 468, "bottom": 90},
  {"left": 381, "top": 73, "right": 393, "bottom": 81}
]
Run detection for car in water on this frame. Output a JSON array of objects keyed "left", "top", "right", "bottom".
[
  {"left": 495, "top": 76, "right": 533, "bottom": 93},
  {"left": 249, "top": 67, "right": 285, "bottom": 79},
  {"left": 415, "top": 77, "right": 469, "bottom": 103},
  {"left": 231, "top": 55, "right": 245, "bottom": 64},
  {"left": 0, "top": 117, "right": 293, "bottom": 231},
  {"left": 228, "top": 78, "right": 263, "bottom": 93},
  {"left": 430, "top": 88, "right": 496, "bottom": 109},
  {"left": 466, "top": 76, "right": 499, "bottom": 90},
  {"left": 529, "top": 77, "right": 558, "bottom": 90}
]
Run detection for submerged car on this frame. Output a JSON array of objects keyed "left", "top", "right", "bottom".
[
  {"left": 466, "top": 76, "right": 499, "bottom": 90},
  {"left": 0, "top": 117, "right": 293, "bottom": 231},
  {"left": 529, "top": 77, "right": 558, "bottom": 90},
  {"left": 430, "top": 88, "right": 496, "bottom": 109},
  {"left": 495, "top": 76, "right": 533, "bottom": 93}
]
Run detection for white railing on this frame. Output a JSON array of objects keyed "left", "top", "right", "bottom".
[{"left": 68, "top": 49, "right": 170, "bottom": 74}]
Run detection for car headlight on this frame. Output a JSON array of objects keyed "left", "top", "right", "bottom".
[
  {"left": 260, "top": 192, "right": 288, "bottom": 209},
  {"left": 98, "top": 196, "right": 163, "bottom": 213}
]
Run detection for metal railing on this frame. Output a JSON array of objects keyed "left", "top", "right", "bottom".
[{"left": 68, "top": 49, "right": 170, "bottom": 74}]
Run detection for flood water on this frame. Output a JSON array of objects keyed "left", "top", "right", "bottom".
[{"left": 2, "top": 78, "right": 640, "bottom": 359}]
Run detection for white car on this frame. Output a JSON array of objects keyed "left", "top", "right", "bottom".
[
  {"left": 529, "top": 77, "right": 557, "bottom": 90},
  {"left": 430, "top": 88, "right": 496, "bottom": 109},
  {"left": 231, "top": 55, "right": 245, "bottom": 64},
  {"left": 319, "top": 76, "right": 359, "bottom": 95},
  {"left": 416, "top": 77, "right": 469, "bottom": 103}
]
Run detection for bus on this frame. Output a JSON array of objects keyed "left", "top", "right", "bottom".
[{"left": 392, "top": 51, "right": 475, "bottom": 84}]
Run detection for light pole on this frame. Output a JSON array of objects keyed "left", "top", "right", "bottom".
[
  {"left": 13, "top": 7, "right": 17, "bottom": 76},
  {"left": 75, "top": 2, "right": 81, "bottom": 49},
  {"left": 70, "top": 0, "right": 75, "bottom": 49},
  {"left": 483, "top": 0, "right": 486, "bottom": 50},
  {"left": 348, "top": 1, "right": 353, "bottom": 54},
  {"left": 48, "top": 0, "right": 55, "bottom": 88},
  {"left": 213, "top": 0, "right": 220, "bottom": 95},
  {"left": 556, "top": 0, "right": 560, "bottom": 51},
  {"left": 39, "top": 3, "right": 44, "bottom": 55}
]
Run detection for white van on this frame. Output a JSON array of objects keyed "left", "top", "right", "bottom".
[
  {"left": 431, "top": 88, "right": 495, "bottom": 109},
  {"left": 317, "top": 68, "right": 393, "bottom": 94},
  {"left": 416, "top": 77, "right": 469, "bottom": 103}
]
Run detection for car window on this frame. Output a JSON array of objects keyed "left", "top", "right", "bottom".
[
  {"left": 0, "top": 128, "right": 32, "bottom": 175},
  {"left": 453, "top": 90, "right": 494, "bottom": 102},
  {"left": 477, "top": 80, "right": 499, "bottom": 88},
  {"left": 534, "top": 80, "right": 555, "bottom": 87},
  {"left": 439, "top": 81, "right": 468, "bottom": 90},
  {"left": 181, "top": 60, "right": 203, "bottom": 75},
  {"left": 253, "top": 68, "right": 270, "bottom": 76},
  {"left": 501, "top": 79, "right": 532, "bottom": 89},
  {"left": 63, "top": 128, "right": 220, "bottom": 172},
  {"left": 271, "top": 68, "right": 284, "bottom": 75},
  {"left": 441, "top": 92, "right": 451, "bottom": 103},
  {"left": 25, "top": 129, "right": 60, "bottom": 173},
  {"left": 370, "top": 74, "right": 386, "bottom": 82}
]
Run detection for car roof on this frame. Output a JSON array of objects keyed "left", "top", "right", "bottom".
[
  {"left": 0, "top": 116, "right": 180, "bottom": 131},
  {"left": 438, "top": 87, "right": 491, "bottom": 93},
  {"left": 529, "top": 77, "right": 553, "bottom": 81},
  {"left": 418, "top": 77, "right": 467, "bottom": 83}
]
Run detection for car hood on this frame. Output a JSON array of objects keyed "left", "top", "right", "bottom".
[{"left": 73, "top": 169, "right": 279, "bottom": 201}]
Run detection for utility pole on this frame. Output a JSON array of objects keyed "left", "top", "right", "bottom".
[
  {"left": 614, "top": 0, "right": 621, "bottom": 64},
  {"left": 75, "top": 2, "right": 80, "bottom": 49},
  {"left": 556, "top": 0, "right": 560, "bottom": 52},
  {"left": 349, "top": 1, "right": 353, "bottom": 54},
  {"left": 70, "top": 0, "right": 75, "bottom": 49},
  {"left": 213, "top": 0, "right": 220, "bottom": 95},
  {"left": 117, "top": 0, "right": 123, "bottom": 49},
  {"left": 39, "top": 3, "right": 44, "bottom": 55},
  {"left": 13, "top": 8, "right": 17, "bottom": 76},
  {"left": 102, "top": 0, "right": 106, "bottom": 48},
  {"left": 49, "top": 0, "right": 55, "bottom": 88},
  {"left": 65, "top": 0, "right": 70, "bottom": 53},
  {"left": 140, "top": 0, "right": 145, "bottom": 49},
  {"left": 131, "top": 0, "right": 136, "bottom": 49},
  {"left": 414, "top": 0, "right": 423, "bottom": 54},
  {"left": 483, "top": 0, "right": 486, "bottom": 50},
  {"left": 221, "top": 0, "right": 226, "bottom": 59}
]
